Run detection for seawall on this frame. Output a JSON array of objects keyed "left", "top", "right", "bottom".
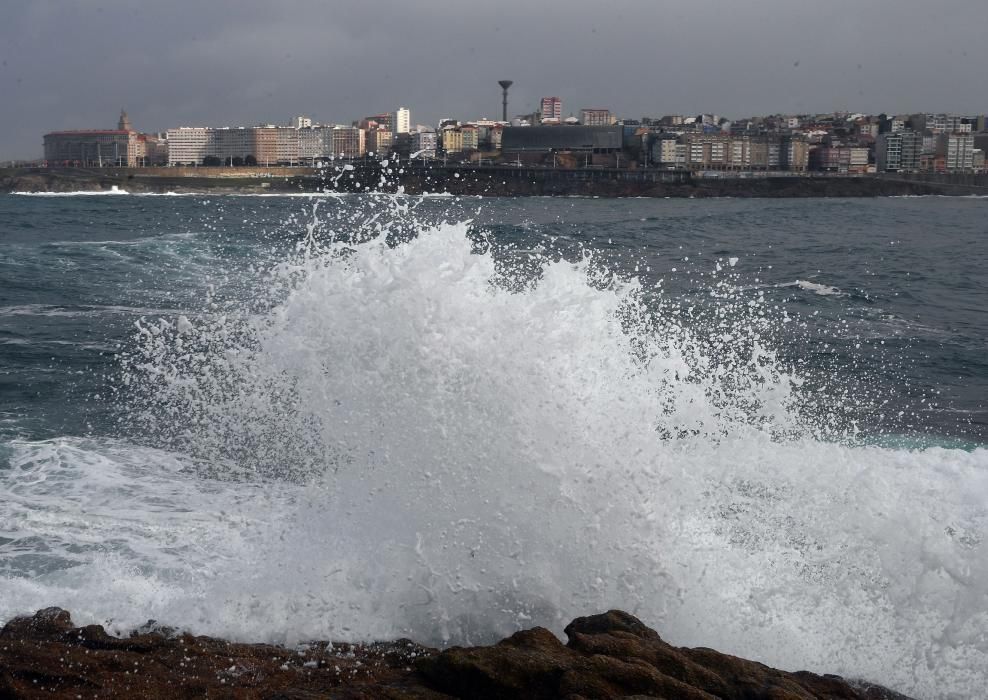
[{"left": 3, "top": 164, "right": 987, "bottom": 197}]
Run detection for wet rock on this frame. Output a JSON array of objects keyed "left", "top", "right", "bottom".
[
  {"left": 0, "top": 607, "right": 912, "bottom": 699},
  {"left": 419, "top": 610, "right": 915, "bottom": 700},
  {"left": 0, "top": 607, "right": 73, "bottom": 641}
]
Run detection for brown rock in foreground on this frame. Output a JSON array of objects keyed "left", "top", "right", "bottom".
[{"left": 0, "top": 607, "right": 912, "bottom": 699}]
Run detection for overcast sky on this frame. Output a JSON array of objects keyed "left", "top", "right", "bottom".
[{"left": 1, "top": 0, "right": 986, "bottom": 160}]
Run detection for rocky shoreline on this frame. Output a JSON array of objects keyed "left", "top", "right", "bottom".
[{"left": 0, "top": 607, "right": 911, "bottom": 699}]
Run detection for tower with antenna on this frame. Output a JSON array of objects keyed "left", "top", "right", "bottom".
[{"left": 498, "top": 80, "right": 513, "bottom": 122}]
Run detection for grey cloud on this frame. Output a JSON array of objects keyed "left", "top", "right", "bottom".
[{"left": 2, "top": 0, "right": 986, "bottom": 160}]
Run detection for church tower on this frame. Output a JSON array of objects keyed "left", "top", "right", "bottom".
[{"left": 117, "top": 109, "right": 134, "bottom": 132}]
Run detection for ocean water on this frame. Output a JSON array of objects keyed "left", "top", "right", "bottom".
[{"left": 0, "top": 191, "right": 986, "bottom": 698}]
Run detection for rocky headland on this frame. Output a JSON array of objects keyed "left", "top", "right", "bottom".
[{"left": 0, "top": 607, "right": 911, "bottom": 699}]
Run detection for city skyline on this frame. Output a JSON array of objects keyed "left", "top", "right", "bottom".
[{"left": 3, "top": 0, "right": 988, "bottom": 161}]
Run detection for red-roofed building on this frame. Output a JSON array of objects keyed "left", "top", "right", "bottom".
[{"left": 44, "top": 110, "right": 139, "bottom": 166}]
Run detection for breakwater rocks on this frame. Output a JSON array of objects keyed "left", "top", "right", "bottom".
[
  {"left": 3, "top": 164, "right": 984, "bottom": 197},
  {"left": 0, "top": 607, "right": 911, "bottom": 699}
]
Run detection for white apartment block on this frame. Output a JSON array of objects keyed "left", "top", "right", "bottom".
[
  {"left": 939, "top": 132, "right": 975, "bottom": 170},
  {"left": 166, "top": 127, "right": 215, "bottom": 165},
  {"left": 394, "top": 107, "right": 410, "bottom": 134}
]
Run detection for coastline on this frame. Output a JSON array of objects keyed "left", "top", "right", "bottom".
[
  {"left": 0, "top": 607, "right": 912, "bottom": 699},
  {"left": 4, "top": 164, "right": 987, "bottom": 198}
]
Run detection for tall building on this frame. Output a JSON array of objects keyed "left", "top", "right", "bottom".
[
  {"left": 364, "top": 113, "right": 394, "bottom": 132},
  {"left": 938, "top": 132, "right": 974, "bottom": 170},
  {"left": 780, "top": 135, "right": 809, "bottom": 171},
  {"left": 649, "top": 134, "right": 680, "bottom": 167},
  {"left": 580, "top": 109, "right": 612, "bottom": 127},
  {"left": 441, "top": 127, "right": 463, "bottom": 153},
  {"left": 394, "top": 107, "right": 410, "bottom": 134},
  {"left": 540, "top": 97, "right": 562, "bottom": 122},
  {"left": 331, "top": 126, "right": 365, "bottom": 158},
  {"left": 877, "top": 130, "right": 922, "bottom": 172},
  {"left": 900, "top": 130, "right": 923, "bottom": 171},
  {"left": 876, "top": 132, "right": 902, "bottom": 172},
  {"left": 293, "top": 115, "right": 312, "bottom": 129},
  {"left": 366, "top": 129, "right": 393, "bottom": 155},
  {"left": 411, "top": 130, "right": 437, "bottom": 158},
  {"left": 460, "top": 125, "right": 479, "bottom": 151}
]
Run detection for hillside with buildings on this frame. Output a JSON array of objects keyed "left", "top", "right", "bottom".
[{"left": 28, "top": 92, "right": 988, "bottom": 192}]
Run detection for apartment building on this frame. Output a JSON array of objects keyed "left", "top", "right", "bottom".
[
  {"left": 876, "top": 130, "right": 922, "bottom": 171},
  {"left": 937, "top": 132, "right": 975, "bottom": 170},
  {"left": 275, "top": 127, "right": 300, "bottom": 165},
  {"left": 366, "top": 129, "right": 393, "bottom": 155},
  {"left": 811, "top": 146, "right": 869, "bottom": 173},
  {"left": 666, "top": 133, "right": 807, "bottom": 171},
  {"left": 331, "top": 125, "right": 365, "bottom": 158},
  {"left": 394, "top": 107, "right": 410, "bottom": 134},
  {"left": 298, "top": 126, "right": 332, "bottom": 162},
  {"left": 460, "top": 125, "right": 479, "bottom": 151},
  {"left": 411, "top": 130, "right": 437, "bottom": 158},
  {"left": 540, "top": 97, "right": 563, "bottom": 122},
  {"left": 165, "top": 127, "right": 214, "bottom": 165},
  {"left": 580, "top": 109, "right": 612, "bottom": 126},
  {"left": 441, "top": 127, "right": 463, "bottom": 153},
  {"left": 213, "top": 128, "right": 253, "bottom": 163}
]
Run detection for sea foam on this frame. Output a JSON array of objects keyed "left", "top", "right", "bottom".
[{"left": 1, "top": 213, "right": 986, "bottom": 698}]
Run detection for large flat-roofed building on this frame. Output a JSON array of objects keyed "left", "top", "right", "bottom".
[
  {"left": 251, "top": 127, "right": 279, "bottom": 166},
  {"left": 501, "top": 126, "right": 622, "bottom": 153},
  {"left": 44, "top": 110, "right": 142, "bottom": 166},
  {"left": 44, "top": 130, "right": 138, "bottom": 166},
  {"left": 298, "top": 126, "right": 334, "bottom": 163},
  {"left": 166, "top": 127, "right": 214, "bottom": 165},
  {"left": 213, "top": 128, "right": 253, "bottom": 163},
  {"left": 275, "top": 126, "right": 300, "bottom": 165}
]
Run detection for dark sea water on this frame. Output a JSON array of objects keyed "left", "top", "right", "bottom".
[{"left": 1, "top": 191, "right": 986, "bottom": 697}]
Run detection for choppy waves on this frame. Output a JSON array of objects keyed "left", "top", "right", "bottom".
[{"left": 1, "top": 211, "right": 986, "bottom": 697}]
